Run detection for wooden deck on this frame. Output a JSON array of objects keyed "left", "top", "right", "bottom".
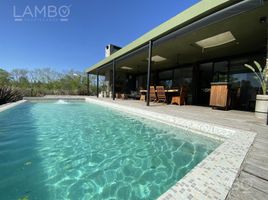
[
  {"left": 226, "top": 125, "right": 268, "bottom": 200},
  {"left": 90, "top": 97, "right": 268, "bottom": 200}
]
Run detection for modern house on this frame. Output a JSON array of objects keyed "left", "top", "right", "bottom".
[{"left": 86, "top": 0, "right": 268, "bottom": 111}]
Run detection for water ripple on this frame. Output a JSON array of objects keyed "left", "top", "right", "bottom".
[{"left": 0, "top": 102, "right": 221, "bottom": 200}]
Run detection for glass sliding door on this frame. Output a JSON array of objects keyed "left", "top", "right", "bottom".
[
  {"left": 213, "top": 61, "right": 228, "bottom": 82},
  {"left": 158, "top": 70, "right": 173, "bottom": 89},
  {"left": 173, "top": 67, "right": 193, "bottom": 104},
  {"left": 197, "top": 62, "right": 213, "bottom": 106},
  {"left": 229, "top": 58, "right": 259, "bottom": 111}
]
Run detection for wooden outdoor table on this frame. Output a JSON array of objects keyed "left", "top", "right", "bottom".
[
  {"left": 139, "top": 89, "right": 179, "bottom": 102},
  {"left": 139, "top": 89, "right": 179, "bottom": 93},
  {"left": 165, "top": 89, "right": 179, "bottom": 93}
]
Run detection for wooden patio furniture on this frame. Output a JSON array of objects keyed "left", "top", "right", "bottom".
[
  {"left": 156, "top": 86, "right": 167, "bottom": 103},
  {"left": 139, "top": 88, "right": 146, "bottom": 101},
  {"left": 209, "top": 82, "right": 230, "bottom": 110},
  {"left": 171, "top": 86, "right": 187, "bottom": 105},
  {"left": 150, "top": 86, "right": 157, "bottom": 102},
  {"left": 139, "top": 89, "right": 146, "bottom": 101},
  {"left": 140, "top": 94, "right": 145, "bottom": 101},
  {"left": 121, "top": 93, "right": 128, "bottom": 99},
  {"left": 116, "top": 93, "right": 122, "bottom": 99}
]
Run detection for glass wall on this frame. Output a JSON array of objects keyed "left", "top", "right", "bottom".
[
  {"left": 173, "top": 67, "right": 193, "bottom": 87},
  {"left": 156, "top": 67, "right": 193, "bottom": 92},
  {"left": 173, "top": 67, "right": 193, "bottom": 104},
  {"left": 133, "top": 53, "right": 264, "bottom": 110},
  {"left": 136, "top": 74, "right": 147, "bottom": 90},
  {"left": 197, "top": 63, "right": 213, "bottom": 105},
  {"left": 213, "top": 61, "right": 228, "bottom": 82},
  {"left": 229, "top": 58, "right": 259, "bottom": 111},
  {"left": 135, "top": 66, "right": 193, "bottom": 103},
  {"left": 158, "top": 70, "right": 173, "bottom": 89}
]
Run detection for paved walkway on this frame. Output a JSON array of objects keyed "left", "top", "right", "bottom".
[{"left": 90, "top": 97, "right": 268, "bottom": 200}]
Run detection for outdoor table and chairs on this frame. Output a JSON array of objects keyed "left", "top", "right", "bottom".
[
  {"left": 139, "top": 89, "right": 179, "bottom": 94},
  {"left": 139, "top": 86, "right": 187, "bottom": 105}
]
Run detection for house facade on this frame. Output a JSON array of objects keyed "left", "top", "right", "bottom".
[{"left": 86, "top": 0, "right": 268, "bottom": 111}]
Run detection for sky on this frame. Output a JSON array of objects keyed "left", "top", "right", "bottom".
[{"left": 0, "top": 0, "right": 199, "bottom": 72}]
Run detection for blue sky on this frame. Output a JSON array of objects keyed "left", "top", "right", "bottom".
[{"left": 0, "top": 0, "right": 199, "bottom": 72}]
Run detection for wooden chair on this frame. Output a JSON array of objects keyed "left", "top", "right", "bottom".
[
  {"left": 150, "top": 86, "right": 157, "bottom": 102},
  {"left": 121, "top": 93, "right": 128, "bottom": 99},
  {"left": 156, "top": 86, "right": 167, "bottom": 103},
  {"left": 140, "top": 94, "right": 145, "bottom": 101},
  {"left": 139, "top": 88, "right": 146, "bottom": 101},
  {"left": 116, "top": 93, "right": 122, "bottom": 99},
  {"left": 171, "top": 86, "right": 187, "bottom": 105}
]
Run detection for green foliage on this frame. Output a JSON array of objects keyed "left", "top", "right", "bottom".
[
  {"left": 0, "top": 68, "right": 10, "bottom": 85},
  {"left": 0, "top": 87, "right": 22, "bottom": 105},
  {"left": 244, "top": 61, "right": 268, "bottom": 95},
  {"left": 0, "top": 68, "right": 101, "bottom": 98}
]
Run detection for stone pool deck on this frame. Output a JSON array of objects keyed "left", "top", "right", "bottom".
[{"left": 86, "top": 97, "right": 268, "bottom": 200}]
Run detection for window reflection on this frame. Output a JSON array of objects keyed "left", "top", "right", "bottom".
[
  {"left": 174, "top": 67, "right": 193, "bottom": 104},
  {"left": 213, "top": 61, "right": 228, "bottom": 82},
  {"left": 134, "top": 54, "right": 264, "bottom": 111},
  {"left": 229, "top": 58, "right": 259, "bottom": 111},
  {"left": 159, "top": 70, "right": 173, "bottom": 89},
  {"left": 174, "top": 67, "right": 193, "bottom": 88}
]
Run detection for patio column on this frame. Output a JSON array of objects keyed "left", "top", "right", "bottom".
[
  {"left": 87, "top": 73, "right": 89, "bottom": 95},
  {"left": 113, "top": 60, "right": 116, "bottom": 100},
  {"left": 96, "top": 71, "right": 99, "bottom": 98},
  {"left": 266, "top": 20, "right": 268, "bottom": 125},
  {"left": 146, "top": 40, "right": 153, "bottom": 106}
]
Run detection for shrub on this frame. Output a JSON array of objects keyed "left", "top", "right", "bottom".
[
  {"left": 244, "top": 61, "right": 268, "bottom": 95},
  {"left": 0, "top": 87, "right": 23, "bottom": 105}
]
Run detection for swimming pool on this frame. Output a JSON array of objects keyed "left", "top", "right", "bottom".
[{"left": 0, "top": 101, "right": 220, "bottom": 200}]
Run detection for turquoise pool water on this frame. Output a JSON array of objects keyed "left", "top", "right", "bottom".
[{"left": 0, "top": 101, "right": 220, "bottom": 200}]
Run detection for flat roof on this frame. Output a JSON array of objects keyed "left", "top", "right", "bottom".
[{"left": 86, "top": 0, "right": 239, "bottom": 73}]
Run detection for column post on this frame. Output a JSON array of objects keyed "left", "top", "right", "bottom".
[
  {"left": 113, "top": 60, "right": 116, "bottom": 100},
  {"left": 264, "top": 16, "right": 268, "bottom": 125},
  {"left": 146, "top": 41, "right": 153, "bottom": 106},
  {"left": 87, "top": 73, "right": 89, "bottom": 95},
  {"left": 96, "top": 71, "right": 99, "bottom": 98}
]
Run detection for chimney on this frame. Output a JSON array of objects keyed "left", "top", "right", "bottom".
[{"left": 105, "top": 44, "right": 121, "bottom": 58}]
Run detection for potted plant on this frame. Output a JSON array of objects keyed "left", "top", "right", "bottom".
[{"left": 245, "top": 61, "right": 268, "bottom": 119}]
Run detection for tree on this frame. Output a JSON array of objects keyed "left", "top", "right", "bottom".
[
  {"left": 0, "top": 68, "right": 10, "bottom": 86},
  {"left": 1, "top": 67, "right": 97, "bottom": 96}
]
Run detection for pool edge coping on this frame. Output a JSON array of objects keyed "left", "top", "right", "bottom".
[
  {"left": 85, "top": 97, "right": 256, "bottom": 200},
  {"left": 0, "top": 100, "right": 27, "bottom": 113}
]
